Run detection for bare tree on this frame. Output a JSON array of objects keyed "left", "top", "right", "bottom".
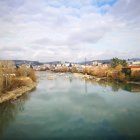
[
  {"left": 0, "top": 60, "right": 15, "bottom": 92},
  {"left": 0, "top": 62, "right": 4, "bottom": 94}
]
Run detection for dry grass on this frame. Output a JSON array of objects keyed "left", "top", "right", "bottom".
[
  {"left": 16, "top": 65, "right": 37, "bottom": 82},
  {"left": 82, "top": 65, "right": 127, "bottom": 82},
  {"left": 83, "top": 66, "right": 108, "bottom": 77},
  {"left": 70, "top": 66, "right": 78, "bottom": 73},
  {"left": 54, "top": 66, "right": 68, "bottom": 72}
]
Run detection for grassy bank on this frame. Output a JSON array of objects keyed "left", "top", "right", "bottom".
[{"left": 0, "top": 77, "right": 37, "bottom": 103}]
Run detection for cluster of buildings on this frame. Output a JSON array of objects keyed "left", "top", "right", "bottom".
[
  {"left": 32, "top": 60, "right": 110, "bottom": 71},
  {"left": 126, "top": 59, "right": 140, "bottom": 71},
  {"left": 15, "top": 59, "right": 140, "bottom": 72}
]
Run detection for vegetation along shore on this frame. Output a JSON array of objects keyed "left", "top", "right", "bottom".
[
  {"left": 0, "top": 61, "right": 37, "bottom": 104},
  {"left": 50, "top": 58, "right": 140, "bottom": 84}
]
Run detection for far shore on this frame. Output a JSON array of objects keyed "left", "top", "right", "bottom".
[{"left": 53, "top": 71, "right": 140, "bottom": 85}]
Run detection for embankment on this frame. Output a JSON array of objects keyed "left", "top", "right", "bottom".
[{"left": 0, "top": 80, "right": 37, "bottom": 104}]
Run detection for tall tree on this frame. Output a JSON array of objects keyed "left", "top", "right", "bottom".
[{"left": 111, "top": 58, "right": 127, "bottom": 68}]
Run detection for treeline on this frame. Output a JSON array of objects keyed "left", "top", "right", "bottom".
[{"left": 0, "top": 61, "right": 36, "bottom": 94}]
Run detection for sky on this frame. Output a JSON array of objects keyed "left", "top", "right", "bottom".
[{"left": 0, "top": 0, "right": 140, "bottom": 62}]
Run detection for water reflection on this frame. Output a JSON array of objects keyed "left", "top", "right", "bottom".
[
  {"left": 69, "top": 77, "right": 73, "bottom": 83},
  {"left": 0, "top": 72, "right": 140, "bottom": 139},
  {"left": 84, "top": 79, "right": 140, "bottom": 93},
  {"left": 85, "top": 79, "right": 88, "bottom": 93},
  {"left": 0, "top": 91, "right": 33, "bottom": 137}
]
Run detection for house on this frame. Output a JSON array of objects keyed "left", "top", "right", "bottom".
[
  {"left": 132, "top": 61, "right": 140, "bottom": 65},
  {"left": 64, "top": 62, "right": 71, "bottom": 67},
  {"left": 127, "top": 59, "right": 140, "bottom": 66},
  {"left": 92, "top": 61, "right": 102, "bottom": 66},
  {"left": 122, "top": 66, "right": 140, "bottom": 76},
  {"left": 92, "top": 61, "right": 98, "bottom": 66},
  {"left": 128, "top": 66, "right": 140, "bottom": 71}
]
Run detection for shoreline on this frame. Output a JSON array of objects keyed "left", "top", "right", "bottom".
[
  {"left": 126, "top": 81, "right": 140, "bottom": 85},
  {"left": 62, "top": 72, "right": 140, "bottom": 85},
  {"left": 0, "top": 83, "right": 37, "bottom": 104}
]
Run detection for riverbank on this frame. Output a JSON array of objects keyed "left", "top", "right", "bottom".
[
  {"left": 72, "top": 72, "right": 140, "bottom": 85},
  {"left": 0, "top": 82, "right": 37, "bottom": 104},
  {"left": 126, "top": 81, "right": 140, "bottom": 85},
  {"left": 49, "top": 63, "right": 140, "bottom": 83}
]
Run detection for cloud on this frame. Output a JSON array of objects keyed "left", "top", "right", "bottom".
[
  {"left": 110, "top": 0, "right": 140, "bottom": 23},
  {"left": 0, "top": 0, "right": 140, "bottom": 61}
]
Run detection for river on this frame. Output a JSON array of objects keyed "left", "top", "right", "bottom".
[{"left": 0, "top": 71, "right": 140, "bottom": 140}]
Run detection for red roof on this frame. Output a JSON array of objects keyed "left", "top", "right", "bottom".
[{"left": 128, "top": 66, "right": 140, "bottom": 68}]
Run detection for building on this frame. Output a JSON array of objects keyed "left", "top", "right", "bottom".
[
  {"left": 128, "top": 66, "right": 140, "bottom": 71},
  {"left": 127, "top": 60, "right": 140, "bottom": 66},
  {"left": 122, "top": 66, "right": 140, "bottom": 76},
  {"left": 92, "top": 61, "right": 102, "bottom": 66}
]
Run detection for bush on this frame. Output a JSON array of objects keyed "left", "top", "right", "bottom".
[
  {"left": 83, "top": 66, "right": 108, "bottom": 77},
  {"left": 130, "top": 71, "right": 140, "bottom": 81},
  {"left": 54, "top": 66, "right": 68, "bottom": 73},
  {"left": 16, "top": 65, "right": 37, "bottom": 82},
  {"left": 27, "top": 69, "right": 37, "bottom": 82},
  {"left": 107, "top": 65, "right": 126, "bottom": 82},
  {"left": 83, "top": 67, "right": 91, "bottom": 74},
  {"left": 71, "top": 66, "right": 78, "bottom": 73},
  {"left": 10, "top": 77, "right": 33, "bottom": 90},
  {"left": 118, "top": 73, "right": 126, "bottom": 82}
]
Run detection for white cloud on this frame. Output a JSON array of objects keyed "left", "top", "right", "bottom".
[
  {"left": 0, "top": 0, "right": 140, "bottom": 61},
  {"left": 110, "top": 0, "right": 140, "bottom": 23}
]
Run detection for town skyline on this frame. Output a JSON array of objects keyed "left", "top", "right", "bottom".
[{"left": 1, "top": 57, "right": 140, "bottom": 65}]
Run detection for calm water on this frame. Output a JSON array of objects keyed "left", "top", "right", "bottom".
[{"left": 0, "top": 71, "right": 140, "bottom": 140}]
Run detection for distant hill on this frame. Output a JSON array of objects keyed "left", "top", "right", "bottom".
[
  {"left": 44, "top": 61, "right": 76, "bottom": 65},
  {"left": 13, "top": 60, "right": 43, "bottom": 65},
  {"left": 128, "top": 58, "right": 140, "bottom": 61},
  {"left": 13, "top": 60, "right": 75, "bottom": 65},
  {"left": 79, "top": 59, "right": 111, "bottom": 65},
  {"left": 8, "top": 58, "right": 140, "bottom": 66},
  {"left": 79, "top": 58, "right": 140, "bottom": 65},
  {"left": 44, "top": 61, "right": 61, "bottom": 65}
]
